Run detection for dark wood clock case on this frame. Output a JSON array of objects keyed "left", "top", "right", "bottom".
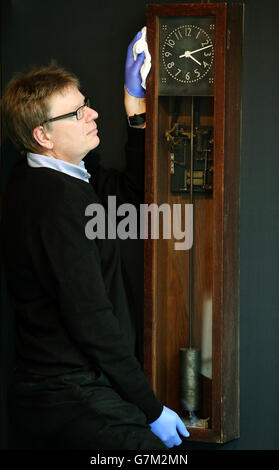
[{"left": 144, "top": 2, "right": 243, "bottom": 443}]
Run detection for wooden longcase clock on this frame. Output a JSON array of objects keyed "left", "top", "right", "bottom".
[{"left": 144, "top": 3, "right": 243, "bottom": 443}]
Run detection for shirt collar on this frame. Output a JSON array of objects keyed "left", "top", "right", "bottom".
[{"left": 26, "top": 152, "right": 91, "bottom": 183}]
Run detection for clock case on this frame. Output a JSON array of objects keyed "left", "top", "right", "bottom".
[{"left": 144, "top": 3, "right": 243, "bottom": 443}]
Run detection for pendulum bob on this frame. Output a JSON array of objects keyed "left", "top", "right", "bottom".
[{"left": 179, "top": 347, "right": 201, "bottom": 426}]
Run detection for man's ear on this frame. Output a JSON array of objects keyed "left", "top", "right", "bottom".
[{"left": 33, "top": 126, "right": 54, "bottom": 150}]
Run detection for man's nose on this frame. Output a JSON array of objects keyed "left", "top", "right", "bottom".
[{"left": 85, "top": 105, "right": 98, "bottom": 121}]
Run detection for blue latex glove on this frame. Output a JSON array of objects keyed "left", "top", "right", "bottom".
[
  {"left": 125, "top": 30, "right": 146, "bottom": 98},
  {"left": 149, "top": 406, "right": 190, "bottom": 448}
]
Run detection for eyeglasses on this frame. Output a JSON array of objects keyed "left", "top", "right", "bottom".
[{"left": 41, "top": 97, "right": 90, "bottom": 125}]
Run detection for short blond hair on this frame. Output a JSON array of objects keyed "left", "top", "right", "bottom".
[{"left": 1, "top": 63, "right": 80, "bottom": 155}]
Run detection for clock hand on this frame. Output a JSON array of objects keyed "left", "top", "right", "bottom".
[
  {"left": 187, "top": 54, "right": 201, "bottom": 66},
  {"left": 188, "top": 44, "right": 213, "bottom": 55},
  {"left": 178, "top": 51, "right": 201, "bottom": 66}
]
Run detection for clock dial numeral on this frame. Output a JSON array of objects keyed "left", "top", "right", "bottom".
[
  {"left": 167, "top": 39, "right": 175, "bottom": 48},
  {"left": 185, "top": 27, "right": 192, "bottom": 37},
  {"left": 201, "top": 39, "right": 210, "bottom": 47},
  {"left": 174, "top": 29, "right": 183, "bottom": 40}
]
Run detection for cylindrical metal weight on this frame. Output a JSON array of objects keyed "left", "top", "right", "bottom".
[{"left": 179, "top": 348, "right": 201, "bottom": 413}]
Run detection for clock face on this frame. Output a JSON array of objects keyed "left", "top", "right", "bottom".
[
  {"left": 159, "top": 17, "right": 215, "bottom": 96},
  {"left": 162, "top": 25, "right": 214, "bottom": 83}
]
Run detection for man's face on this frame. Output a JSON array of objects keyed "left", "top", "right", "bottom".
[{"left": 45, "top": 86, "right": 99, "bottom": 164}]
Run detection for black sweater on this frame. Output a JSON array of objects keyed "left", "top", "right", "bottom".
[{"left": 1, "top": 128, "right": 163, "bottom": 423}]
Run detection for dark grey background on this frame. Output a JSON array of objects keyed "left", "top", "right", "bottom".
[{"left": 1, "top": 0, "right": 279, "bottom": 451}]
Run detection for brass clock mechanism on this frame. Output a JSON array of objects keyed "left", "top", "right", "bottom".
[{"left": 165, "top": 101, "right": 214, "bottom": 194}]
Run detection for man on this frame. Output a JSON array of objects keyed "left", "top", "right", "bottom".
[{"left": 1, "top": 31, "right": 189, "bottom": 450}]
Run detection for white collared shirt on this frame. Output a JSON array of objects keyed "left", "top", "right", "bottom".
[{"left": 27, "top": 153, "right": 91, "bottom": 183}]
